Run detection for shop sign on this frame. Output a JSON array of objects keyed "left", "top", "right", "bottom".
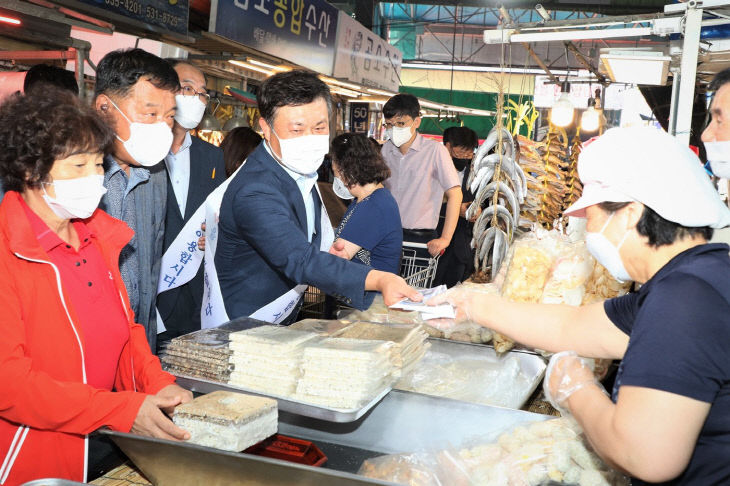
[
  {"left": 332, "top": 11, "right": 401, "bottom": 92},
  {"left": 211, "top": 0, "right": 339, "bottom": 75},
  {"left": 74, "top": 0, "right": 189, "bottom": 35},
  {"left": 350, "top": 102, "right": 369, "bottom": 133}
]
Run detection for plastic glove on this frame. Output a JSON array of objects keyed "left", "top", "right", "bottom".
[{"left": 543, "top": 351, "right": 603, "bottom": 415}]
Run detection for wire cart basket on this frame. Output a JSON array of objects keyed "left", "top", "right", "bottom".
[{"left": 400, "top": 242, "right": 441, "bottom": 289}]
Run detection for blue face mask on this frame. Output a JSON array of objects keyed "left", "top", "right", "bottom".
[{"left": 585, "top": 212, "right": 632, "bottom": 283}]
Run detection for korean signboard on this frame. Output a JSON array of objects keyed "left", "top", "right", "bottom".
[
  {"left": 72, "top": 0, "right": 189, "bottom": 36},
  {"left": 332, "top": 11, "right": 402, "bottom": 92},
  {"left": 211, "top": 0, "right": 339, "bottom": 76},
  {"left": 349, "top": 103, "right": 369, "bottom": 134}
]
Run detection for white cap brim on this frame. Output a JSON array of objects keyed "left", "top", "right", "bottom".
[{"left": 563, "top": 183, "right": 635, "bottom": 218}]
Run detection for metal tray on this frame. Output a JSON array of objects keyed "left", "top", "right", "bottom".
[
  {"left": 98, "top": 429, "right": 396, "bottom": 486},
  {"left": 394, "top": 339, "right": 546, "bottom": 409},
  {"left": 174, "top": 374, "right": 392, "bottom": 423},
  {"left": 20, "top": 481, "right": 86, "bottom": 486}
]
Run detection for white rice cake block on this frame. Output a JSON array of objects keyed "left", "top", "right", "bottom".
[
  {"left": 173, "top": 391, "right": 277, "bottom": 452},
  {"left": 228, "top": 371, "right": 298, "bottom": 397},
  {"left": 228, "top": 354, "right": 302, "bottom": 377},
  {"left": 228, "top": 326, "right": 319, "bottom": 354}
]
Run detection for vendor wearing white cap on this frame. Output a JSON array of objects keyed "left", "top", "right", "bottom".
[{"left": 431, "top": 127, "right": 730, "bottom": 485}]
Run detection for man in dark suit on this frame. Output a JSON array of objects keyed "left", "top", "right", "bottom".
[
  {"left": 433, "top": 126, "right": 480, "bottom": 287},
  {"left": 157, "top": 61, "right": 226, "bottom": 346},
  {"left": 215, "top": 70, "right": 418, "bottom": 324}
]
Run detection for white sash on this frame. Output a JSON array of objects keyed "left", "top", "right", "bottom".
[{"left": 156, "top": 162, "right": 334, "bottom": 331}]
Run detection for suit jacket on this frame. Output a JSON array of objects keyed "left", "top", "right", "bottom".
[
  {"left": 157, "top": 137, "right": 226, "bottom": 336},
  {"left": 215, "top": 143, "right": 371, "bottom": 320}
]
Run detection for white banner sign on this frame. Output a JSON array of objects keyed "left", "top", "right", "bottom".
[{"left": 332, "top": 10, "right": 402, "bottom": 92}]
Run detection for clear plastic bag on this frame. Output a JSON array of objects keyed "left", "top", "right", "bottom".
[
  {"left": 358, "top": 418, "right": 630, "bottom": 486},
  {"left": 541, "top": 240, "right": 594, "bottom": 306}
]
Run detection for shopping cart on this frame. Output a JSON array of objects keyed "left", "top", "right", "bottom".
[{"left": 400, "top": 242, "right": 441, "bottom": 289}]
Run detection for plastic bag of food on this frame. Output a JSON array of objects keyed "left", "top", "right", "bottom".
[
  {"left": 541, "top": 240, "right": 594, "bottom": 306},
  {"left": 358, "top": 450, "right": 472, "bottom": 486},
  {"left": 359, "top": 418, "right": 628, "bottom": 486},
  {"left": 501, "top": 230, "right": 562, "bottom": 304},
  {"left": 581, "top": 260, "right": 632, "bottom": 305}
]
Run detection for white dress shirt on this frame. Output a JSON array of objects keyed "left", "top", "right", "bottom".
[{"left": 164, "top": 131, "right": 192, "bottom": 216}]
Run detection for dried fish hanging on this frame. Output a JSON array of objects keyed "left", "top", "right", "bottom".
[
  {"left": 563, "top": 132, "right": 584, "bottom": 212},
  {"left": 516, "top": 124, "right": 574, "bottom": 228}
]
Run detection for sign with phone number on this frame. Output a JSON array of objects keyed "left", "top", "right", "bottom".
[{"left": 76, "top": 0, "right": 189, "bottom": 35}]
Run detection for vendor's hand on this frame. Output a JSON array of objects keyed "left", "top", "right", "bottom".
[
  {"left": 544, "top": 351, "right": 600, "bottom": 415},
  {"left": 329, "top": 239, "right": 349, "bottom": 259},
  {"left": 427, "top": 287, "right": 486, "bottom": 323},
  {"left": 131, "top": 395, "right": 191, "bottom": 441},
  {"left": 426, "top": 237, "right": 449, "bottom": 257},
  {"left": 197, "top": 223, "right": 206, "bottom": 252},
  {"left": 155, "top": 384, "right": 193, "bottom": 415}
]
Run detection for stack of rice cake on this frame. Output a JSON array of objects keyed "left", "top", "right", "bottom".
[
  {"left": 294, "top": 338, "right": 395, "bottom": 409},
  {"left": 228, "top": 326, "right": 320, "bottom": 396},
  {"left": 173, "top": 391, "right": 277, "bottom": 452},
  {"left": 289, "top": 318, "right": 352, "bottom": 336},
  {"left": 160, "top": 327, "right": 232, "bottom": 382},
  {"left": 331, "top": 322, "right": 430, "bottom": 377}
]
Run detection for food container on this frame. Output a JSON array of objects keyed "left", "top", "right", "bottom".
[{"left": 245, "top": 434, "right": 327, "bottom": 467}]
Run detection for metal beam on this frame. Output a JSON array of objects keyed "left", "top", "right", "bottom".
[
  {"left": 565, "top": 41, "right": 608, "bottom": 85},
  {"left": 673, "top": 4, "right": 703, "bottom": 145},
  {"left": 0, "top": 49, "right": 76, "bottom": 60},
  {"left": 521, "top": 42, "right": 560, "bottom": 84}
]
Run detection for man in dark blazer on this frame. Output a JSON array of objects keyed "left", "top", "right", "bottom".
[
  {"left": 157, "top": 61, "right": 226, "bottom": 346},
  {"left": 215, "top": 70, "right": 418, "bottom": 324},
  {"left": 433, "top": 126, "right": 480, "bottom": 287}
]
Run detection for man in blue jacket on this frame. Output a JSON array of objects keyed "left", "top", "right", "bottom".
[{"left": 215, "top": 70, "right": 418, "bottom": 323}]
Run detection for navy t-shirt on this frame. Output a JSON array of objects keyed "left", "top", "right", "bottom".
[
  {"left": 335, "top": 188, "right": 403, "bottom": 274},
  {"left": 604, "top": 243, "right": 730, "bottom": 485}
]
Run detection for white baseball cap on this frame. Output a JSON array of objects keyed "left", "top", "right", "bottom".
[{"left": 564, "top": 127, "right": 730, "bottom": 229}]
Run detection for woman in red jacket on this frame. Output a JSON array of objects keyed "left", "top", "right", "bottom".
[{"left": 0, "top": 88, "right": 192, "bottom": 485}]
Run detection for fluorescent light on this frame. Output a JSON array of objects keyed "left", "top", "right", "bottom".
[
  {"left": 331, "top": 87, "right": 360, "bottom": 98},
  {"left": 600, "top": 54, "right": 671, "bottom": 86},
  {"left": 367, "top": 88, "right": 395, "bottom": 96},
  {"left": 246, "top": 58, "right": 289, "bottom": 71},
  {"left": 419, "top": 100, "right": 446, "bottom": 110},
  {"left": 511, "top": 26, "right": 653, "bottom": 42},
  {"left": 401, "top": 62, "right": 576, "bottom": 76},
  {"left": 324, "top": 77, "right": 363, "bottom": 91},
  {"left": 0, "top": 15, "right": 20, "bottom": 25},
  {"left": 229, "top": 60, "right": 272, "bottom": 76}
]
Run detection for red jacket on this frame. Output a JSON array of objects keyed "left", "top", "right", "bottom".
[{"left": 0, "top": 192, "right": 176, "bottom": 486}]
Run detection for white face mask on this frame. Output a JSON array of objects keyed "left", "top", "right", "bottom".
[
  {"left": 271, "top": 129, "right": 329, "bottom": 175},
  {"left": 704, "top": 140, "right": 730, "bottom": 179},
  {"left": 109, "top": 98, "right": 173, "bottom": 167},
  {"left": 174, "top": 93, "right": 207, "bottom": 129},
  {"left": 42, "top": 174, "right": 107, "bottom": 220},
  {"left": 391, "top": 125, "right": 413, "bottom": 147},
  {"left": 333, "top": 176, "right": 354, "bottom": 200},
  {"left": 585, "top": 212, "right": 632, "bottom": 283},
  {"left": 384, "top": 127, "right": 393, "bottom": 142}
]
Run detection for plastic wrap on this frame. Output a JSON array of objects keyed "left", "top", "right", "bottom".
[
  {"left": 395, "top": 353, "right": 534, "bottom": 409},
  {"left": 541, "top": 241, "right": 594, "bottom": 306},
  {"left": 289, "top": 319, "right": 353, "bottom": 336},
  {"left": 358, "top": 418, "right": 629, "bottom": 486}
]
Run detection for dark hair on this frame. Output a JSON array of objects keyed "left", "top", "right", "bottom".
[
  {"left": 94, "top": 48, "right": 180, "bottom": 99},
  {"left": 258, "top": 70, "right": 332, "bottom": 126},
  {"left": 598, "top": 201, "right": 713, "bottom": 247},
  {"left": 330, "top": 133, "right": 390, "bottom": 186},
  {"left": 24, "top": 64, "right": 79, "bottom": 95},
  {"left": 443, "top": 126, "right": 478, "bottom": 149},
  {"left": 0, "top": 88, "right": 114, "bottom": 192},
  {"left": 383, "top": 93, "right": 420, "bottom": 119},
  {"left": 710, "top": 67, "right": 730, "bottom": 92},
  {"left": 221, "top": 127, "right": 262, "bottom": 177}
]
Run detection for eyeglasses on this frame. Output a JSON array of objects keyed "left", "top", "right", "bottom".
[{"left": 180, "top": 85, "right": 211, "bottom": 104}]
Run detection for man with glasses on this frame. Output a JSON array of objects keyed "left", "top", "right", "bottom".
[
  {"left": 380, "top": 93, "right": 462, "bottom": 259},
  {"left": 157, "top": 61, "right": 225, "bottom": 348}
]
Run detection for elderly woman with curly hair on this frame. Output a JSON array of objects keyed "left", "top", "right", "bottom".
[
  {"left": 329, "top": 133, "right": 402, "bottom": 274},
  {"left": 0, "top": 88, "right": 192, "bottom": 486}
]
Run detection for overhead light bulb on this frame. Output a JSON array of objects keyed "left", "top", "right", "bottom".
[
  {"left": 550, "top": 93, "right": 574, "bottom": 127},
  {"left": 581, "top": 106, "right": 600, "bottom": 132}
]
